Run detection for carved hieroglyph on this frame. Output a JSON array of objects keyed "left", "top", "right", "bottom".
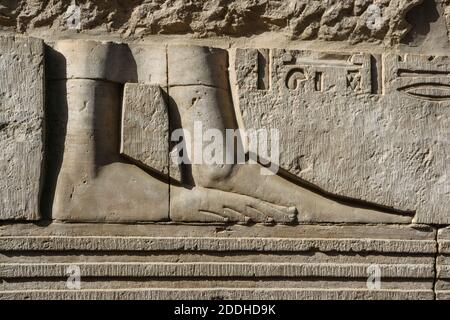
[
  {"left": 0, "top": 36, "right": 44, "bottom": 220},
  {"left": 236, "top": 49, "right": 450, "bottom": 224}
]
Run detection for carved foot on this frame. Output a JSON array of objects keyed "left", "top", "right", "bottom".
[{"left": 170, "top": 186, "right": 297, "bottom": 224}]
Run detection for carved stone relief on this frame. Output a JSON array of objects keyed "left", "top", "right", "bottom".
[
  {"left": 2, "top": 37, "right": 449, "bottom": 224},
  {"left": 121, "top": 83, "right": 169, "bottom": 176},
  {"left": 0, "top": 0, "right": 449, "bottom": 301},
  {"left": 0, "top": 36, "right": 44, "bottom": 221},
  {"left": 46, "top": 40, "right": 169, "bottom": 222},
  {"left": 237, "top": 49, "right": 450, "bottom": 224},
  {"left": 27, "top": 39, "right": 425, "bottom": 225},
  {"left": 0, "top": 0, "right": 423, "bottom": 44}
]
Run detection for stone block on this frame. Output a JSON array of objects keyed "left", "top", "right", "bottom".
[
  {"left": 121, "top": 83, "right": 169, "bottom": 176},
  {"left": 236, "top": 49, "right": 450, "bottom": 224},
  {"left": 0, "top": 36, "right": 44, "bottom": 220}
]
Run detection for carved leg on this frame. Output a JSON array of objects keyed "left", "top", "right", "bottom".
[
  {"left": 47, "top": 41, "right": 169, "bottom": 222},
  {"left": 168, "top": 45, "right": 412, "bottom": 224}
]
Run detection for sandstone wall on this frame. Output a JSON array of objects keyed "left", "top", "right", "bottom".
[{"left": 0, "top": 0, "right": 449, "bottom": 300}]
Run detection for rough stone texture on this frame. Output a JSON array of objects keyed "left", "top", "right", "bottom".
[
  {"left": 0, "top": 35, "right": 44, "bottom": 220},
  {"left": 0, "top": 223, "right": 437, "bottom": 300},
  {"left": 121, "top": 83, "right": 169, "bottom": 176},
  {"left": 0, "top": 0, "right": 449, "bottom": 302},
  {"left": 437, "top": 227, "right": 450, "bottom": 299},
  {"left": 236, "top": 49, "right": 450, "bottom": 224},
  {"left": 47, "top": 40, "right": 169, "bottom": 222},
  {"left": 0, "top": 0, "right": 422, "bottom": 44},
  {"left": 0, "top": 289, "right": 435, "bottom": 300},
  {"left": 167, "top": 45, "right": 412, "bottom": 225},
  {"left": 441, "top": 0, "right": 450, "bottom": 41}
]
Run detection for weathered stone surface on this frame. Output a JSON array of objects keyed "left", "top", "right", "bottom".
[
  {"left": 0, "top": 223, "right": 437, "bottom": 300},
  {"left": 168, "top": 45, "right": 229, "bottom": 88},
  {"left": 0, "top": 288, "right": 434, "bottom": 300},
  {"left": 0, "top": 0, "right": 422, "bottom": 44},
  {"left": 47, "top": 39, "right": 136, "bottom": 83},
  {"left": 0, "top": 223, "right": 437, "bottom": 253},
  {"left": 0, "top": 0, "right": 449, "bottom": 300},
  {"left": 121, "top": 83, "right": 169, "bottom": 176},
  {"left": 47, "top": 40, "right": 169, "bottom": 222},
  {"left": 130, "top": 45, "right": 167, "bottom": 86},
  {"left": 437, "top": 227, "right": 450, "bottom": 299},
  {"left": 48, "top": 79, "right": 169, "bottom": 222},
  {"left": 0, "top": 36, "right": 44, "bottom": 220},
  {"left": 48, "top": 41, "right": 168, "bottom": 86},
  {"left": 0, "top": 262, "right": 434, "bottom": 279},
  {"left": 236, "top": 49, "right": 450, "bottom": 224},
  {"left": 170, "top": 185, "right": 298, "bottom": 224},
  {"left": 167, "top": 45, "right": 412, "bottom": 224}
]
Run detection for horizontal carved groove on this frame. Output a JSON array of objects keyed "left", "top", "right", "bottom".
[
  {"left": 1, "top": 276, "right": 433, "bottom": 284},
  {"left": 0, "top": 237, "right": 437, "bottom": 254},
  {"left": 397, "top": 69, "right": 450, "bottom": 77},
  {"left": 0, "top": 288, "right": 434, "bottom": 300},
  {"left": 168, "top": 83, "right": 226, "bottom": 90},
  {"left": 0, "top": 262, "right": 434, "bottom": 279},
  {"left": 0, "top": 252, "right": 435, "bottom": 265}
]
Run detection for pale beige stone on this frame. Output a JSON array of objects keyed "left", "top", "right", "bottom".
[
  {"left": 48, "top": 79, "right": 169, "bottom": 222},
  {"left": 130, "top": 45, "right": 167, "bottom": 86},
  {"left": 0, "top": 0, "right": 423, "bottom": 45},
  {"left": 170, "top": 185, "right": 297, "bottom": 224},
  {"left": 121, "top": 83, "right": 169, "bottom": 176},
  {"left": 0, "top": 223, "right": 437, "bottom": 300},
  {"left": 0, "top": 289, "right": 434, "bottom": 300},
  {"left": 0, "top": 36, "right": 44, "bottom": 221},
  {"left": 0, "top": 262, "right": 434, "bottom": 279},
  {"left": 47, "top": 40, "right": 136, "bottom": 83},
  {"left": 0, "top": 0, "right": 449, "bottom": 299},
  {"left": 235, "top": 48, "right": 450, "bottom": 224},
  {"left": 168, "top": 45, "right": 229, "bottom": 88},
  {"left": 168, "top": 45, "right": 412, "bottom": 224},
  {"left": 437, "top": 227, "right": 450, "bottom": 299},
  {"left": 47, "top": 40, "right": 169, "bottom": 222},
  {"left": 0, "top": 279, "right": 434, "bottom": 292}
]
